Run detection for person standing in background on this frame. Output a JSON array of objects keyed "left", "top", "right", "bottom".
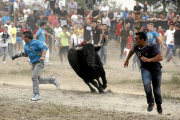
[
  {"left": 33, "top": 0, "right": 41, "bottom": 18},
  {"left": 9, "top": 22, "right": 16, "bottom": 57},
  {"left": 15, "top": 21, "right": 23, "bottom": 51}
]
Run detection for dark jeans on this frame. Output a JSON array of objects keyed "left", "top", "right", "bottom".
[
  {"left": 48, "top": 36, "right": 52, "bottom": 54},
  {"left": 170, "top": 45, "right": 180, "bottom": 58},
  {"left": 141, "top": 68, "right": 162, "bottom": 104},
  {"left": 120, "top": 40, "right": 126, "bottom": 58},
  {"left": 87, "top": 4, "right": 94, "bottom": 10}
]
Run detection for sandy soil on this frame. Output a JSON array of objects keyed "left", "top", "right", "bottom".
[{"left": 0, "top": 40, "right": 180, "bottom": 120}]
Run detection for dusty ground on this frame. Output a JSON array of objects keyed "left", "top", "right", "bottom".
[{"left": 0, "top": 40, "right": 180, "bottom": 120}]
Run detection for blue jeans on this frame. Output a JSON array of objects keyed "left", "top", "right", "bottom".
[{"left": 141, "top": 68, "right": 162, "bottom": 104}]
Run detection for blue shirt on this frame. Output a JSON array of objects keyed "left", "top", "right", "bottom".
[
  {"left": 146, "top": 31, "right": 159, "bottom": 44},
  {"left": 132, "top": 43, "right": 162, "bottom": 73},
  {"left": 123, "top": 11, "right": 129, "bottom": 20},
  {"left": 10, "top": 0, "right": 15, "bottom": 9},
  {"left": 141, "top": 15, "right": 149, "bottom": 27},
  {"left": 36, "top": 28, "right": 46, "bottom": 43},
  {"left": 24, "top": 39, "right": 48, "bottom": 64},
  {"left": 45, "top": 10, "right": 52, "bottom": 17},
  {"left": 1, "top": 16, "right": 11, "bottom": 24}
]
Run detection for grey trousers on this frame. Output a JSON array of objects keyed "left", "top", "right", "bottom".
[
  {"left": 31, "top": 62, "right": 54, "bottom": 94},
  {"left": 131, "top": 53, "right": 141, "bottom": 70},
  {"left": 99, "top": 46, "right": 107, "bottom": 64},
  {"left": 8, "top": 43, "right": 14, "bottom": 57},
  {"left": 0, "top": 46, "right": 8, "bottom": 61}
]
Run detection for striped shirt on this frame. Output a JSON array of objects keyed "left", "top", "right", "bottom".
[{"left": 19, "top": 1, "right": 25, "bottom": 10}]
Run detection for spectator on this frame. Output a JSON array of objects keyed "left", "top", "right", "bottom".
[
  {"left": 13, "top": 0, "right": 19, "bottom": 24},
  {"left": 0, "top": 24, "right": 4, "bottom": 33},
  {"left": 157, "top": 13, "right": 165, "bottom": 21},
  {"left": 167, "top": 9, "right": 174, "bottom": 25},
  {"left": 52, "top": 15, "right": 59, "bottom": 28},
  {"left": 115, "top": 19, "right": 123, "bottom": 50},
  {"left": 59, "top": 6, "right": 68, "bottom": 27},
  {"left": 5, "top": 20, "right": 12, "bottom": 33},
  {"left": 85, "top": 10, "right": 94, "bottom": 24},
  {"left": 84, "top": 19, "right": 93, "bottom": 43},
  {"left": 53, "top": 4, "right": 61, "bottom": 16},
  {"left": 114, "top": 9, "right": 123, "bottom": 23},
  {"left": 108, "top": 9, "right": 115, "bottom": 37},
  {"left": 58, "top": 25, "right": 70, "bottom": 65},
  {"left": 120, "top": 23, "right": 129, "bottom": 59},
  {"left": 19, "top": 0, "right": 25, "bottom": 13},
  {"left": 84, "top": 9, "right": 90, "bottom": 18},
  {"left": 9, "top": 22, "right": 16, "bottom": 57},
  {"left": 1, "top": 12, "right": 11, "bottom": 24},
  {"left": 142, "top": 0, "right": 149, "bottom": 13},
  {"left": 45, "top": 7, "right": 53, "bottom": 20},
  {"left": 125, "top": 30, "right": 133, "bottom": 60},
  {"left": 49, "top": 0, "right": 57, "bottom": 10},
  {"left": 2, "top": 0, "right": 10, "bottom": 12},
  {"left": 124, "top": 13, "right": 134, "bottom": 30},
  {"left": 48, "top": 11, "right": 56, "bottom": 26},
  {"left": 75, "top": 15, "right": 84, "bottom": 25},
  {"left": 126, "top": 10, "right": 135, "bottom": 20},
  {"left": 100, "top": 2, "right": 109, "bottom": 14},
  {"left": 123, "top": 7, "right": 129, "bottom": 20},
  {"left": 35, "top": 10, "right": 43, "bottom": 22},
  {"left": 141, "top": 11, "right": 149, "bottom": 29},
  {"left": 102, "top": 13, "right": 110, "bottom": 30},
  {"left": 68, "top": 9, "right": 74, "bottom": 28},
  {"left": 21, "top": 23, "right": 31, "bottom": 46},
  {"left": 58, "top": 0, "right": 66, "bottom": 10},
  {"left": 36, "top": 15, "right": 46, "bottom": 28},
  {"left": 33, "top": 0, "right": 41, "bottom": 17},
  {"left": 77, "top": 23, "right": 84, "bottom": 44},
  {"left": 26, "top": 11, "right": 36, "bottom": 31},
  {"left": 23, "top": 5, "right": 31, "bottom": 15},
  {"left": 175, "top": 14, "right": 180, "bottom": 22},
  {"left": 68, "top": 0, "right": 77, "bottom": 13},
  {"left": 54, "top": 23, "right": 62, "bottom": 52},
  {"left": 149, "top": 12, "right": 153, "bottom": 19},
  {"left": 85, "top": 0, "right": 96, "bottom": 10},
  {"left": 97, "top": 20, "right": 101, "bottom": 29},
  {"left": 92, "top": 5, "right": 100, "bottom": 21},
  {"left": 10, "top": 0, "right": 15, "bottom": 15},
  {"left": 17, "top": 12, "right": 24, "bottom": 27},
  {"left": 77, "top": 4, "right": 84, "bottom": 18},
  {"left": 15, "top": 21, "right": 23, "bottom": 51},
  {"left": 69, "top": 28, "right": 78, "bottom": 47},
  {"left": 134, "top": 2, "right": 142, "bottom": 28},
  {"left": 157, "top": 26, "right": 164, "bottom": 50},
  {"left": 45, "top": 22, "right": 54, "bottom": 54},
  {"left": 71, "top": 10, "right": 78, "bottom": 23},
  {"left": 92, "top": 20, "right": 101, "bottom": 45}
]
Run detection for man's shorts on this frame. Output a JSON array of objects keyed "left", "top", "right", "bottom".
[
  {"left": 59, "top": 46, "right": 69, "bottom": 54},
  {"left": 16, "top": 37, "right": 22, "bottom": 43},
  {"left": 167, "top": 44, "right": 173, "bottom": 50},
  {"left": 116, "top": 35, "right": 120, "bottom": 43}
]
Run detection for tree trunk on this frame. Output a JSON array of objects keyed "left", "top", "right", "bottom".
[{"left": 162, "top": 0, "right": 166, "bottom": 16}]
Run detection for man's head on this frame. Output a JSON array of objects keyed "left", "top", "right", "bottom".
[
  {"left": 158, "top": 26, "right": 162, "bottom": 31},
  {"left": 119, "top": 19, "right": 123, "bottom": 24},
  {"left": 70, "top": 8, "right": 74, "bottom": 13},
  {"left": 97, "top": 20, "right": 101, "bottom": 26},
  {"left": 78, "top": 14, "right": 81, "bottom": 19},
  {"left": 11, "top": 22, "right": 15, "bottom": 28},
  {"left": 109, "top": 9, "right": 113, "bottom": 13},
  {"left": 129, "top": 30, "right": 133, "bottom": 36},
  {"left": 150, "top": 12, "right": 153, "bottom": 16},
  {"left": 100, "top": 24, "right": 103, "bottom": 29},
  {"left": 103, "top": 2, "right": 107, "bottom": 6},
  {"left": 153, "top": 27, "right": 157, "bottom": 32},
  {"left": 70, "top": 0, "right": 74, "bottom": 3},
  {"left": 40, "top": 22, "right": 46, "bottom": 29},
  {"left": 25, "top": 5, "right": 28, "bottom": 9},
  {"left": 17, "top": 21, "right": 21, "bottom": 26},
  {"left": 79, "top": 23, "right": 83, "bottom": 29},
  {"left": 61, "top": 6, "right": 65, "bottom": 11},
  {"left": 136, "top": 2, "right": 139, "bottom": 6},
  {"left": 103, "top": 24, "right": 107, "bottom": 30},
  {"left": 92, "top": 20, "right": 97, "bottom": 28},
  {"left": 95, "top": 5, "right": 99, "bottom": 10},
  {"left": 128, "top": 13, "right": 132, "bottom": 18},
  {"left": 23, "top": 31, "right": 33, "bottom": 43},
  {"left": 5, "top": 12, "right": 8, "bottom": 16},
  {"left": 144, "top": 1, "right": 147, "bottom": 5},
  {"left": 24, "top": 23, "right": 28, "bottom": 28},
  {"left": 15, "top": 0, "right": 18, "bottom": 3},
  {"left": 86, "top": 19, "right": 90, "bottom": 25},
  {"left": 47, "top": 22, "right": 50, "bottom": 27},
  {"left": 104, "top": 13, "right": 107, "bottom": 18},
  {"left": 169, "top": 9, "right": 173, "bottom": 14},
  {"left": 148, "top": 23, "right": 154, "bottom": 31},
  {"left": 78, "top": 4, "right": 82, "bottom": 9},
  {"left": 169, "top": 23, "right": 174, "bottom": 30},
  {"left": 175, "top": 24, "right": 180, "bottom": 30},
  {"left": 63, "top": 25, "right": 67, "bottom": 32},
  {"left": 48, "top": 7, "right": 51, "bottom": 12},
  {"left": 6, "top": 20, "right": 10, "bottom": 24},
  {"left": 55, "top": 4, "right": 58, "bottom": 9},
  {"left": 74, "top": 10, "right": 77, "bottom": 15},
  {"left": 30, "top": 11, "right": 33, "bottom": 16},
  {"left": 56, "top": 23, "right": 60, "bottom": 28},
  {"left": 134, "top": 27, "right": 139, "bottom": 33},
  {"left": 4, "top": 26, "right": 8, "bottom": 33},
  {"left": 40, "top": 15, "right": 44, "bottom": 19},
  {"left": 125, "top": 7, "right": 128, "bottom": 12},
  {"left": 117, "top": 9, "right": 121, "bottom": 14},
  {"left": 70, "top": 28, "right": 74, "bottom": 34},
  {"left": 18, "top": 12, "right": 22, "bottom": 17},
  {"left": 50, "top": 11, "right": 54, "bottom": 16},
  {"left": 135, "top": 32, "right": 147, "bottom": 47}
]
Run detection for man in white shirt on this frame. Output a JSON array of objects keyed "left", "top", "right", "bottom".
[
  {"left": 23, "top": 5, "right": 31, "bottom": 15},
  {"left": 113, "top": 9, "right": 123, "bottom": 23},
  {"left": 4, "top": 20, "right": 12, "bottom": 33},
  {"left": 100, "top": 2, "right": 109, "bottom": 14},
  {"left": 71, "top": 10, "right": 78, "bottom": 23},
  {"left": 54, "top": 23, "right": 62, "bottom": 52},
  {"left": 33, "top": 0, "right": 41, "bottom": 17},
  {"left": 165, "top": 23, "right": 176, "bottom": 64},
  {"left": 13, "top": 0, "right": 19, "bottom": 11},
  {"left": 58, "top": 0, "right": 66, "bottom": 10},
  {"left": 69, "top": 28, "right": 78, "bottom": 47},
  {"left": 102, "top": 13, "right": 110, "bottom": 30}
]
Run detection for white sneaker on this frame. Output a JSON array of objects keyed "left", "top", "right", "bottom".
[
  {"left": 129, "top": 68, "right": 134, "bottom": 71},
  {"left": 46, "top": 62, "right": 52, "bottom": 66},
  {"left": 53, "top": 76, "right": 60, "bottom": 88},
  {"left": 2, "top": 61, "right": 6, "bottom": 63},
  {"left": 27, "top": 59, "right": 31, "bottom": 65},
  {"left": 31, "top": 93, "right": 41, "bottom": 101}
]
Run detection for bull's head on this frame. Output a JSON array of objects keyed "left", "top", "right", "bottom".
[{"left": 72, "top": 38, "right": 105, "bottom": 67}]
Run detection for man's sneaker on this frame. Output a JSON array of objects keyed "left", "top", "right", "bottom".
[
  {"left": 2, "top": 61, "right": 6, "bottom": 63},
  {"left": 53, "top": 76, "right": 60, "bottom": 88},
  {"left": 27, "top": 59, "right": 32, "bottom": 65},
  {"left": 147, "top": 103, "right": 154, "bottom": 112},
  {"left": 129, "top": 68, "right": 134, "bottom": 71},
  {"left": 31, "top": 93, "right": 41, "bottom": 101},
  {"left": 157, "top": 104, "right": 163, "bottom": 114},
  {"left": 46, "top": 62, "right": 52, "bottom": 66}
]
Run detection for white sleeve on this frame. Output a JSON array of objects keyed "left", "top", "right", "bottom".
[
  {"left": 9, "top": 33, "right": 14, "bottom": 44},
  {"left": 165, "top": 31, "right": 167, "bottom": 37},
  {"left": 0, "top": 33, "right": 3, "bottom": 41}
]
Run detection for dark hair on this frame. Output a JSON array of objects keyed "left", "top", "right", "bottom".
[
  {"left": 4, "top": 26, "right": 8, "bottom": 29},
  {"left": 40, "top": 22, "right": 46, "bottom": 27},
  {"left": 23, "top": 31, "right": 33, "bottom": 39},
  {"left": 92, "top": 20, "right": 97, "bottom": 23},
  {"left": 134, "top": 27, "right": 140, "bottom": 31},
  {"left": 175, "top": 23, "right": 180, "bottom": 28},
  {"left": 135, "top": 32, "right": 147, "bottom": 41},
  {"left": 63, "top": 25, "right": 67, "bottom": 28}
]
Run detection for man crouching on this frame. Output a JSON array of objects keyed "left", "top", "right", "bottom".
[{"left": 12, "top": 31, "right": 60, "bottom": 101}]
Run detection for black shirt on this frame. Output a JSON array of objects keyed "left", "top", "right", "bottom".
[
  {"left": 16, "top": 25, "right": 23, "bottom": 37},
  {"left": 133, "top": 43, "right": 162, "bottom": 73},
  {"left": 45, "top": 27, "right": 53, "bottom": 38},
  {"left": 93, "top": 27, "right": 101, "bottom": 44},
  {"left": 53, "top": 8, "right": 61, "bottom": 15},
  {"left": 84, "top": 25, "right": 93, "bottom": 41},
  {"left": 134, "top": 5, "right": 142, "bottom": 14},
  {"left": 174, "top": 30, "right": 180, "bottom": 45},
  {"left": 92, "top": 10, "right": 99, "bottom": 17},
  {"left": 60, "top": 10, "right": 67, "bottom": 18},
  {"left": 77, "top": 8, "right": 85, "bottom": 18},
  {"left": 143, "top": 4, "right": 148, "bottom": 12},
  {"left": 125, "top": 18, "right": 134, "bottom": 30},
  {"left": 120, "top": 29, "right": 129, "bottom": 40},
  {"left": 100, "top": 30, "right": 108, "bottom": 46}
]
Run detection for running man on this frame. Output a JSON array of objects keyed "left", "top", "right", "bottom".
[{"left": 124, "top": 32, "right": 163, "bottom": 114}]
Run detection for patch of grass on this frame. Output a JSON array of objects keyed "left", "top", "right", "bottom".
[{"left": 162, "top": 92, "right": 180, "bottom": 100}]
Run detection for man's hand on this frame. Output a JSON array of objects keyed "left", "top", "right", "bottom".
[
  {"left": 162, "top": 44, "right": 166, "bottom": 50},
  {"left": 141, "top": 56, "right": 150, "bottom": 62},
  {"left": 40, "top": 57, "right": 45, "bottom": 62},
  {"left": 60, "top": 44, "right": 63, "bottom": 48},
  {"left": 124, "top": 60, "right": 129, "bottom": 68},
  {"left": 17, "top": 51, "right": 24, "bottom": 57}
]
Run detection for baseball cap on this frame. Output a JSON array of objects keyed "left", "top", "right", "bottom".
[{"left": 97, "top": 20, "right": 101, "bottom": 23}]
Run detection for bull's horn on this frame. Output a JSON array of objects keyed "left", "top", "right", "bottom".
[
  {"left": 72, "top": 46, "right": 83, "bottom": 51},
  {"left": 94, "top": 37, "right": 106, "bottom": 47}
]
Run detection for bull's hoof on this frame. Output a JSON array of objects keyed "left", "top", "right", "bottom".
[
  {"left": 91, "top": 89, "right": 97, "bottom": 93},
  {"left": 100, "top": 91, "right": 106, "bottom": 94},
  {"left": 102, "top": 84, "right": 107, "bottom": 89}
]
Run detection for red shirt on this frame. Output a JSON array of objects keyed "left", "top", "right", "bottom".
[
  {"left": 0, "top": 29, "right": 4, "bottom": 33},
  {"left": 158, "top": 30, "right": 164, "bottom": 36},
  {"left": 116, "top": 23, "right": 122, "bottom": 35},
  {"left": 48, "top": 15, "right": 56, "bottom": 25},
  {"left": 126, "top": 36, "right": 133, "bottom": 49},
  {"left": 68, "top": 13, "right": 73, "bottom": 25}
]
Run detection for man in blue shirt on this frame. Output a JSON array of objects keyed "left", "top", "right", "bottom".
[
  {"left": 124, "top": 32, "right": 163, "bottom": 114},
  {"left": 1, "top": 12, "right": 11, "bottom": 24},
  {"left": 34, "top": 22, "right": 53, "bottom": 65},
  {"left": 44, "top": 7, "right": 52, "bottom": 20},
  {"left": 146, "top": 23, "right": 166, "bottom": 49},
  {"left": 123, "top": 7, "right": 129, "bottom": 20},
  {"left": 12, "top": 31, "right": 60, "bottom": 101},
  {"left": 141, "top": 11, "right": 149, "bottom": 28}
]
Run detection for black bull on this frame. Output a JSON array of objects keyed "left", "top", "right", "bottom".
[{"left": 68, "top": 42, "right": 107, "bottom": 94}]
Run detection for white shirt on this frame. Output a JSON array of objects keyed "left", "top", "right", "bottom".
[
  {"left": 0, "top": 32, "right": 14, "bottom": 47},
  {"left": 70, "top": 34, "right": 78, "bottom": 46},
  {"left": 102, "top": 17, "right": 110, "bottom": 27},
  {"left": 59, "top": 0, "right": 66, "bottom": 10},
  {"left": 33, "top": 0, "right": 40, "bottom": 10},
  {"left": 4, "top": 24, "right": 12, "bottom": 33},
  {"left": 23, "top": 8, "right": 31, "bottom": 14},
  {"left": 54, "top": 27, "right": 62, "bottom": 38},
  {"left": 100, "top": 5, "right": 109, "bottom": 13},
  {"left": 13, "top": 1, "right": 19, "bottom": 10},
  {"left": 165, "top": 29, "right": 175, "bottom": 45},
  {"left": 113, "top": 12, "right": 123, "bottom": 20},
  {"left": 71, "top": 15, "right": 78, "bottom": 22}
]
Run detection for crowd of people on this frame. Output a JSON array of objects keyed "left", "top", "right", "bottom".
[{"left": 0, "top": 0, "right": 179, "bottom": 66}]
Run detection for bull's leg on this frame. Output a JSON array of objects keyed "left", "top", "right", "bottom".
[
  {"left": 100, "top": 70, "right": 107, "bottom": 89},
  {"left": 90, "top": 80, "right": 104, "bottom": 94},
  {"left": 96, "top": 78, "right": 102, "bottom": 88},
  {"left": 83, "top": 80, "right": 96, "bottom": 93}
]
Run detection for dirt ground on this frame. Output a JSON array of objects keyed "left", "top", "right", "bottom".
[{"left": 0, "top": 40, "right": 180, "bottom": 120}]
